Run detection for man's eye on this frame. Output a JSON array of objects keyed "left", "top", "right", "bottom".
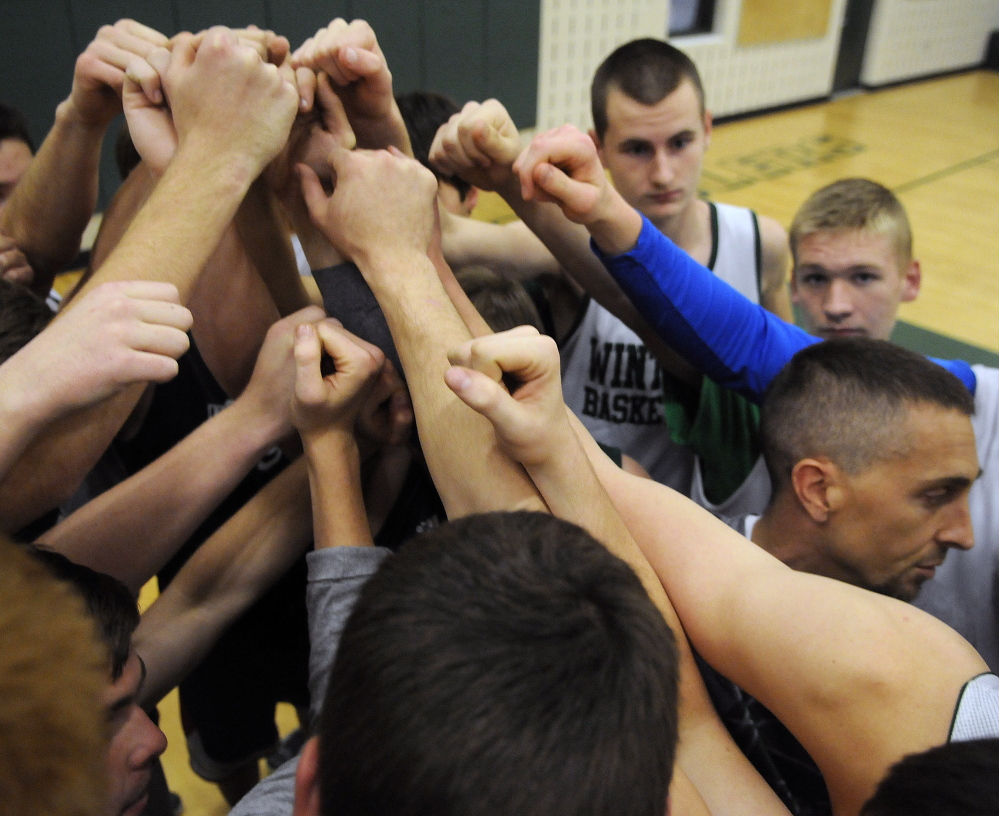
[
  {"left": 670, "top": 135, "right": 693, "bottom": 150},
  {"left": 622, "top": 143, "right": 653, "bottom": 157},
  {"left": 922, "top": 488, "right": 954, "bottom": 507},
  {"left": 801, "top": 274, "right": 828, "bottom": 287},
  {"left": 853, "top": 272, "right": 879, "bottom": 285}
]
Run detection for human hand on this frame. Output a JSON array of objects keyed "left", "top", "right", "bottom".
[
  {"left": 429, "top": 99, "right": 522, "bottom": 192},
  {"left": 513, "top": 125, "right": 642, "bottom": 254},
  {"left": 3, "top": 281, "right": 192, "bottom": 419},
  {"left": 0, "top": 233, "right": 33, "bottom": 287},
  {"left": 162, "top": 28, "right": 299, "bottom": 178},
  {"left": 354, "top": 358, "right": 413, "bottom": 451},
  {"left": 121, "top": 48, "right": 175, "bottom": 175},
  {"left": 512, "top": 124, "right": 616, "bottom": 223},
  {"left": 299, "top": 145, "right": 438, "bottom": 267},
  {"left": 65, "top": 19, "right": 169, "bottom": 130},
  {"left": 266, "top": 73, "right": 355, "bottom": 207},
  {"left": 444, "top": 326, "right": 572, "bottom": 467},
  {"left": 291, "top": 319, "right": 386, "bottom": 438},
  {"left": 291, "top": 19, "right": 395, "bottom": 142},
  {"left": 235, "top": 305, "right": 326, "bottom": 441}
]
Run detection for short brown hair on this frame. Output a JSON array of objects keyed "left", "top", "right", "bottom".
[
  {"left": 789, "top": 179, "right": 912, "bottom": 268},
  {"left": 454, "top": 265, "right": 543, "bottom": 333},
  {"left": 591, "top": 39, "right": 704, "bottom": 140},
  {"left": 760, "top": 338, "right": 974, "bottom": 493},
  {"left": 0, "top": 538, "right": 108, "bottom": 816}
]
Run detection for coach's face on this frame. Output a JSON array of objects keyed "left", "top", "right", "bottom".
[{"left": 821, "top": 404, "right": 978, "bottom": 601}]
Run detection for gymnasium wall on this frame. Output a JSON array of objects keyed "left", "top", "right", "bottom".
[
  {"left": 861, "top": 0, "right": 998, "bottom": 85},
  {"left": 534, "top": 0, "right": 999, "bottom": 129}
]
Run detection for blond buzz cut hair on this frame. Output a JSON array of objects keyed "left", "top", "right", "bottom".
[
  {"left": 789, "top": 178, "right": 913, "bottom": 268},
  {"left": 0, "top": 538, "right": 108, "bottom": 816}
]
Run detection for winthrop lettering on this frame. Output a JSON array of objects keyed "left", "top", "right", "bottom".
[{"left": 583, "top": 338, "right": 664, "bottom": 426}]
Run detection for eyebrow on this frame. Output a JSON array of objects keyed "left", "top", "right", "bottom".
[
  {"left": 918, "top": 472, "right": 982, "bottom": 492},
  {"left": 107, "top": 655, "right": 148, "bottom": 716}
]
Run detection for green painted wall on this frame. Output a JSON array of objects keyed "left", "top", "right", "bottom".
[{"left": 0, "top": 0, "right": 539, "bottom": 207}]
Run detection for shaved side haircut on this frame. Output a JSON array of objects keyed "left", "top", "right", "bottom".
[
  {"left": 760, "top": 338, "right": 975, "bottom": 493},
  {"left": 0, "top": 537, "right": 108, "bottom": 816},
  {"left": 789, "top": 178, "right": 913, "bottom": 266},
  {"left": 591, "top": 38, "right": 704, "bottom": 140},
  {"left": 319, "top": 511, "right": 680, "bottom": 816}
]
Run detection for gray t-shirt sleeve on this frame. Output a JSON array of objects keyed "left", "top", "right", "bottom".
[
  {"left": 230, "top": 545, "right": 390, "bottom": 816},
  {"left": 306, "top": 545, "right": 391, "bottom": 721}
]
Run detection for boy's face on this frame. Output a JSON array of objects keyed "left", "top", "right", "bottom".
[
  {"left": 791, "top": 228, "right": 920, "bottom": 341},
  {"left": 593, "top": 79, "right": 710, "bottom": 230}
]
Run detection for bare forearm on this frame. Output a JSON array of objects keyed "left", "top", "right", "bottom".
[
  {"left": 136, "top": 458, "right": 313, "bottom": 706},
  {"left": 71, "top": 141, "right": 255, "bottom": 305},
  {"left": 40, "top": 397, "right": 289, "bottom": 594},
  {"left": 304, "top": 431, "right": 372, "bottom": 550},
  {"left": 1, "top": 101, "right": 106, "bottom": 294},
  {"left": 501, "top": 187, "right": 699, "bottom": 382},
  {"left": 235, "top": 178, "right": 312, "bottom": 317},
  {"left": 359, "top": 248, "right": 544, "bottom": 517}
]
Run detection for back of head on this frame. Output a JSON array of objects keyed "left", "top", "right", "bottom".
[
  {"left": 0, "top": 277, "right": 53, "bottom": 365},
  {"left": 0, "top": 102, "right": 34, "bottom": 152},
  {"left": 591, "top": 38, "right": 704, "bottom": 140},
  {"left": 760, "top": 338, "right": 975, "bottom": 493},
  {"left": 454, "top": 265, "right": 544, "bottom": 333},
  {"left": 0, "top": 537, "right": 107, "bottom": 816},
  {"left": 789, "top": 178, "right": 912, "bottom": 266},
  {"left": 318, "top": 511, "right": 679, "bottom": 816},
  {"left": 30, "top": 546, "right": 139, "bottom": 680},
  {"left": 861, "top": 738, "right": 999, "bottom": 816},
  {"left": 396, "top": 90, "right": 472, "bottom": 202}
]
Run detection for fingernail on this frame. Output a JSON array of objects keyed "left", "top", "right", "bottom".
[
  {"left": 343, "top": 47, "right": 357, "bottom": 64},
  {"left": 447, "top": 367, "right": 471, "bottom": 391}
]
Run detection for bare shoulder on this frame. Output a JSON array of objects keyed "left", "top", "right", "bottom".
[{"left": 755, "top": 214, "right": 792, "bottom": 319}]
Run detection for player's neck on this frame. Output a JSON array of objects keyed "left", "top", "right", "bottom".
[{"left": 651, "top": 198, "right": 712, "bottom": 265}]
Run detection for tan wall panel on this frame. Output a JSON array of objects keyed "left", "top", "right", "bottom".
[{"left": 737, "top": 0, "right": 832, "bottom": 46}]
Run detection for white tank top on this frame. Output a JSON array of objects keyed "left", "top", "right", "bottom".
[
  {"left": 950, "top": 673, "right": 999, "bottom": 741},
  {"left": 559, "top": 202, "right": 763, "bottom": 492}
]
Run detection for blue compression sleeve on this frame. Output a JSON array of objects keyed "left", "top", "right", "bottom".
[{"left": 592, "top": 215, "right": 977, "bottom": 402}]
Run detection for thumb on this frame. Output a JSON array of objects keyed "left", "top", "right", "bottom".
[
  {"left": 293, "top": 323, "right": 326, "bottom": 405},
  {"left": 298, "top": 162, "right": 329, "bottom": 221},
  {"left": 532, "top": 163, "right": 600, "bottom": 219},
  {"left": 473, "top": 119, "right": 518, "bottom": 165}
]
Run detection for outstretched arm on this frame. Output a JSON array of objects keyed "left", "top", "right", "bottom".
[
  {"left": 0, "top": 280, "right": 191, "bottom": 479},
  {"left": 447, "top": 327, "right": 988, "bottom": 815},
  {"left": 300, "top": 145, "right": 545, "bottom": 518},
  {"left": 513, "top": 125, "right": 976, "bottom": 399},
  {"left": 431, "top": 99, "right": 698, "bottom": 382},
  {"left": 445, "top": 327, "right": 788, "bottom": 816},
  {"left": 0, "top": 20, "right": 169, "bottom": 296},
  {"left": 38, "top": 306, "right": 322, "bottom": 594},
  {"left": 0, "top": 29, "right": 301, "bottom": 530},
  {"left": 135, "top": 318, "right": 386, "bottom": 708}
]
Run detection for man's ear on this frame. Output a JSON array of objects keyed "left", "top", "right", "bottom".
[
  {"left": 292, "top": 736, "right": 323, "bottom": 816},
  {"left": 588, "top": 128, "right": 605, "bottom": 161},
  {"left": 900, "top": 258, "right": 921, "bottom": 302},
  {"left": 702, "top": 109, "right": 713, "bottom": 149},
  {"left": 791, "top": 458, "right": 844, "bottom": 523}
]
